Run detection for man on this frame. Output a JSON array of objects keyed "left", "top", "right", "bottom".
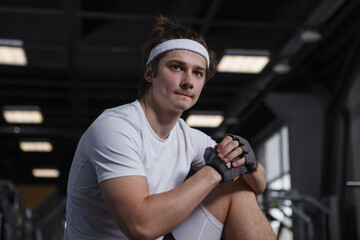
[{"left": 64, "top": 15, "right": 275, "bottom": 240}]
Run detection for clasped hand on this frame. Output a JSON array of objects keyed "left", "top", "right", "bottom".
[{"left": 204, "top": 135, "right": 258, "bottom": 182}]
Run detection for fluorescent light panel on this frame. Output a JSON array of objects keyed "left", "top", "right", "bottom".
[
  {"left": 218, "top": 55, "right": 269, "bottom": 73},
  {"left": 186, "top": 114, "right": 224, "bottom": 128},
  {"left": 217, "top": 49, "right": 270, "bottom": 73},
  {"left": 0, "top": 46, "right": 27, "bottom": 66},
  {"left": 19, "top": 141, "right": 53, "bottom": 152},
  {"left": 3, "top": 106, "right": 43, "bottom": 124},
  {"left": 0, "top": 39, "right": 27, "bottom": 66},
  {"left": 32, "top": 168, "right": 59, "bottom": 178}
]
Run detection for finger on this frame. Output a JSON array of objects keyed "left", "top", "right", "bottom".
[
  {"left": 232, "top": 156, "right": 246, "bottom": 167},
  {"left": 216, "top": 135, "right": 233, "bottom": 153},
  {"left": 226, "top": 162, "right": 231, "bottom": 169},
  {"left": 223, "top": 147, "right": 243, "bottom": 163},
  {"left": 218, "top": 140, "right": 239, "bottom": 161}
]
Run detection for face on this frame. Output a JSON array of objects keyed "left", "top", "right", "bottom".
[{"left": 145, "top": 49, "right": 207, "bottom": 114}]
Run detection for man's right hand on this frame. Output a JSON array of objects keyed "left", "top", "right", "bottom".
[
  {"left": 204, "top": 147, "right": 248, "bottom": 182},
  {"left": 204, "top": 134, "right": 258, "bottom": 182}
]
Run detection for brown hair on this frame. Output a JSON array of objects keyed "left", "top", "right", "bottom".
[{"left": 138, "top": 15, "right": 217, "bottom": 98}]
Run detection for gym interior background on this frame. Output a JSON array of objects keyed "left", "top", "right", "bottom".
[{"left": 0, "top": 0, "right": 359, "bottom": 239}]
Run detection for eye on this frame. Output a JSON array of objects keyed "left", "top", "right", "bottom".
[
  {"left": 171, "top": 64, "right": 181, "bottom": 71},
  {"left": 194, "top": 71, "right": 204, "bottom": 77}
]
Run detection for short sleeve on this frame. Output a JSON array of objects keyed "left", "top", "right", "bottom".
[{"left": 83, "top": 116, "right": 146, "bottom": 183}]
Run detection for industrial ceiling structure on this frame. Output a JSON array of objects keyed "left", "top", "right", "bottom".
[{"left": 1, "top": 0, "right": 359, "bottom": 192}]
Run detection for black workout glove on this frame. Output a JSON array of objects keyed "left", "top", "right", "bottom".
[
  {"left": 204, "top": 147, "right": 247, "bottom": 182},
  {"left": 203, "top": 135, "right": 258, "bottom": 182},
  {"left": 228, "top": 134, "right": 258, "bottom": 174}
]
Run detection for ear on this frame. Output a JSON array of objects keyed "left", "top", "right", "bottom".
[{"left": 144, "top": 66, "right": 154, "bottom": 83}]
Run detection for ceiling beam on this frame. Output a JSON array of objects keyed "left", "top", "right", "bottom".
[
  {"left": 0, "top": 6, "right": 63, "bottom": 15},
  {"left": 217, "top": 0, "right": 349, "bottom": 137},
  {"left": 200, "top": 0, "right": 223, "bottom": 35}
]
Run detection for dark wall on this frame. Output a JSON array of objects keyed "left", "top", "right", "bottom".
[
  {"left": 265, "top": 93, "right": 324, "bottom": 198},
  {"left": 264, "top": 60, "right": 360, "bottom": 240}
]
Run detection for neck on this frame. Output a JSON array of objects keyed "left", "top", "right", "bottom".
[{"left": 139, "top": 96, "right": 181, "bottom": 140}]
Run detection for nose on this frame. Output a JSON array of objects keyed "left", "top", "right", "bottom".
[{"left": 180, "top": 71, "right": 194, "bottom": 89}]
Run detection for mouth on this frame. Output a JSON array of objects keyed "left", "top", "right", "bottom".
[{"left": 175, "top": 92, "right": 192, "bottom": 98}]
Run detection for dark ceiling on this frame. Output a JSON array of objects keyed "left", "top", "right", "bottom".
[{"left": 1, "top": 0, "right": 359, "bottom": 193}]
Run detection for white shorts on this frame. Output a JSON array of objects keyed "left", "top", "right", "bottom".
[{"left": 169, "top": 203, "right": 223, "bottom": 240}]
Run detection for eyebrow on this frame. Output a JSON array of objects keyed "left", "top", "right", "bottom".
[{"left": 167, "top": 59, "right": 206, "bottom": 71}]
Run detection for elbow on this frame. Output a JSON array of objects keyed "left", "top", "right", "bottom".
[
  {"left": 120, "top": 220, "right": 159, "bottom": 240},
  {"left": 126, "top": 230, "right": 153, "bottom": 240},
  {"left": 131, "top": 226, "right": 157, "bottom": 240}
]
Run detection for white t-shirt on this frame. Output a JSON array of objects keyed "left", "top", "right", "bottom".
[{"left": 64, "top": 100, "right": 216, "bottom": 240}]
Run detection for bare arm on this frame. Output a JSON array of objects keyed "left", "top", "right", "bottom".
[
  {"left": 241, "top": 162, "right": 266, "bottom": 194},
  {"left": 100, "top": 166, "right": 221, "bottom": 240}
]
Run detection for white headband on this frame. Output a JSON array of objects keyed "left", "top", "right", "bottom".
[{"left": 146, "top": 39, "right": 210, "bottom": 67}]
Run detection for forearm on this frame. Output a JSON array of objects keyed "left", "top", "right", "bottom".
[
  {"left": 141, "top": 166, "right": 221, "bottom": 236},
  {"left": 102, "top": 166, "right": 221, "bottom": 239},
  {"left": 241, "top": 163, "right": 266, "bottom": 195}
]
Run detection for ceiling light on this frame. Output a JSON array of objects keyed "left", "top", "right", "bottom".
[
  {"left": 3, "top": 106, "right": 43, "bottom": 124},
  {"left": 186, "top": 113, "right": 224, "bottom": 128},
  {"left": 217, "top": 49, "right": 270, "bottom": 73},
  {"left": 32, "top": 168, "right": 60, "bottom": 178},
  {"left": 0, "top": 39, "right": 27, "bottom": 66},
  {"left": 19, "top": 141, "right": 53, "bottom": 152}
]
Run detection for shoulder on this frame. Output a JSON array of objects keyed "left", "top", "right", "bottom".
[
  {"left": 99, "top": 100, "right": 142, "bottom": 123},
  {"left": 84, "top": 100, "right": 145, "bottom": 149},
  {"left": 93, "top": 100, "right": 143, "bottom": 133}
]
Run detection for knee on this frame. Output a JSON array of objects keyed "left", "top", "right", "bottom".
[
  {"left": 202, "top": 178, "right": 259, "bottom": 224},
  {"left": 207, "top": 178, "right": 256, "bottom": 204},
  {"left": 223, "top": 178, "right": 255, "bottom": 197},
  {"left": 224, "top": 179, "right": 257, "bottom": 203},
  {"left": 213, "top": 178, "right": 257, "bottom": 202}
]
